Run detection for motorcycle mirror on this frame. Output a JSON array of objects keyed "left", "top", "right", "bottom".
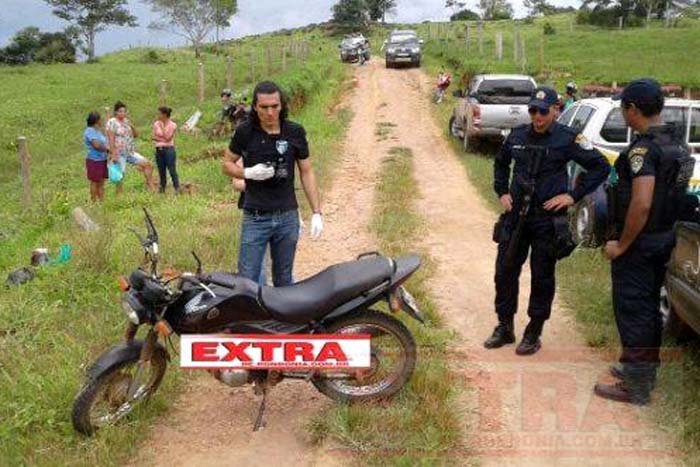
[
  {"left": 192, "top": 251, "right": 203, "bottom": 275},
  {"left": 143, "top": 208, "right": 159, "bottom": 243}
]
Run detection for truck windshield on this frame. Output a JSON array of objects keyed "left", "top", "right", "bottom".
[{"left": 475, "top": 79, "right": 535, "bottom": 105}]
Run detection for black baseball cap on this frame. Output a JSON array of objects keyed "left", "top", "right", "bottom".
[
  {"left": 612, "top": 78, "right": 663, "bottom": 104},
  {"left": 528, "top": 87, "right": 558, "bottom": 111}
]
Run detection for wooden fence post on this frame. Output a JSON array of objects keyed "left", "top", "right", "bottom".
[
  {"left": 478, "top": 21, "right": 483, "bottom": 55},
  {"left": 465, "top": 23, "right": 471, "bottom": 52},
  {"left": 539, "top": 35, "right": 545, "bottom": 73},
  {"left": 226, "top": 56, "right": 233, "bottom": 89},
  {"left": 520, "top": 36, "right": 527, "bottom": 72},
  {"left": 495, "top": 32, "right": 503, "bottom": 61},
  {"left": 684, "top": 88, "right": 692, "bottom": 99},
  {"left": 618, "top": 16, "right": 624, "bottom": 30},
  {"left": 282, "top": 47, "right": 287, "bottom": 72},
  {"left": 513, "top": 29, "right": 520, "bottom": 63},
  {"left": 17, "top": 136, "right": 31, "bottom": 207},
  {"left": 198, "top": 62, "right": 205, "bottom": 103},
  {"left": 265, "top": 46, "right": 272, "bottom": 76},
  {"left": 159, "top": 79, "right": 167, "bottom": 106},
  {"left": 249, "top": 50, "right": 256, "bottom": 83}
]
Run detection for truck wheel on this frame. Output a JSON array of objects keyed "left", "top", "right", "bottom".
[
  {"left": 462, "top": 108, "right": 476, "bottom": 153},
  {"left": 665, "top": 307, "right": 697, "bottom": 343},
  {"left": 448, "top": 116, "right": 460, "bottom": 138},
  {"left": 385, "top": 59, "right": 392, "bottom": 69}
]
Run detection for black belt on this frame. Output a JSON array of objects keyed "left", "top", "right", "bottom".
[
  {"left": 244, "top": 208, "right": 295, "bottom": 216},
  {"left": 530, "top": 206, "right": 567, "bottom": 218}
]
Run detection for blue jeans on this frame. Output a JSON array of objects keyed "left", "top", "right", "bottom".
[
  {"left": 238, "top": 210, "right": 299, "bottom": 287},
  {"left": 155, "top": 147, "right": 180, "bottom": 192}
]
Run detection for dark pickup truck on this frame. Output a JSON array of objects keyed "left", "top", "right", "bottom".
[{"left": 665, "top": 221, "right": 700, "bottom": 339}]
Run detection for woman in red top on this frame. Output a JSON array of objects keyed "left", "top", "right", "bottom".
[{"left": 151, "top": 106, "right": 180, "bottom": 194}]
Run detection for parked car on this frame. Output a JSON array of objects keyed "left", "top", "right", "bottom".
[
  {"left": 664, "top": 221, "right": 700, "bottom": 340},
  {"left": 384, "top": 33, "right": 423, "bottom": 68},
  {"left": 559, "top": 97, "right": 700, "bottom": 246},
  {"left": 339, "top": 35, "right": 370, "bottom": 63},
  {"left": 449, "top": 74, "right": 537, "bottom": 151}
]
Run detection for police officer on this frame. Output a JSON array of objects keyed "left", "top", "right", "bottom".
[
  {"left": 222, "top": 81, "right": 324, "bottom": 286},
  {"left": 485, "top": 86, "right": 609, "bottom": 355},
  {"left": 594, "top": 79, "right": 694, "bottom": 405}
]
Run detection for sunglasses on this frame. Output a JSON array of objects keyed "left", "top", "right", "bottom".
[{"left": 528, "top": 106, "right": 551, "bottom": 116}]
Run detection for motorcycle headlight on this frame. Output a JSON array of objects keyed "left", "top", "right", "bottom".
[{"left": 122, "top": 293, "right": 146, "bottom": 325}]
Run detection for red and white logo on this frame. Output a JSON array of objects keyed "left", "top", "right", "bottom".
[{"left": 180, "top": 334, "right": 371, "bottom": 370}]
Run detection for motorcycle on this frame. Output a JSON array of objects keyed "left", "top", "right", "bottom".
[
  {"left": 72, "top": 209, "right": 424, "bottom": 435},
  {"left": 433, "top": 72, "right": 452, "bottom": 104}
]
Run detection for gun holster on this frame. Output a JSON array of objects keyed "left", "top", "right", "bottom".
[
  {"left": 493, "top": 213, "right": 512, "bottom": 244},
  {"left": 552, "top": 215, "right": 576, "bottom": 259}
]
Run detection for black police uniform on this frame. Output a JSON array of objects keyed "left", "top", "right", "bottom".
[
  {"left": 492, "top": 122, "right": 609, "bottom": 340},
  {"left": 608, "top": 124, "right": 693, "bottom": 401}
]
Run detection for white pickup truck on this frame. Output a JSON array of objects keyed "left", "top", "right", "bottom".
[{"left": 449, "top": 74, "right": 537, "bottom": 151}]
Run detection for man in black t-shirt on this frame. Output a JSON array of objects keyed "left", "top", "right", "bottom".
[{"left": 222, "top": 81, "right": 323, "bottom": 286}]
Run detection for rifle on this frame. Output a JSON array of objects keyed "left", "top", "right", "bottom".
[
  {"left": 503, "top": 145, "right": 547, "bottom": 269},
  {"left": 605, "top": 167, "right": 619, "bottom": 241}
]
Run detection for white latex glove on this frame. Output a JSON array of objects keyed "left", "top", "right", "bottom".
[
  {"left": 310, "top": 213, "right": 324, "bottom": 240},
  {"left": 244, "top": 163, "right": 274, "bottom": 181}
]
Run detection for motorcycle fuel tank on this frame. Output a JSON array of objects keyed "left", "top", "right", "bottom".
[{"left": 168, "top": 273, "right": 270, "bottom": 333}]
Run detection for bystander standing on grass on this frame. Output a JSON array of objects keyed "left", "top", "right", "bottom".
[
  {"left": 151, "top": 106, "right": 180, "bottom": 194},
  {"left": 83, "top": 111, "right": 109, "bottom": 202}
]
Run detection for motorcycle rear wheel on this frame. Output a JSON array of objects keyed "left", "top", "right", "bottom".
[
  {"left": 72, "top": 348, "right": 167, "bottom": 435},
  {"left": 312, "top": 309, "right": 416, "bottom": 403}
]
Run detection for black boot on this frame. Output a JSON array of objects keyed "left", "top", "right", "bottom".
[
  {"left": 483, "top": 316, "right": 515, "bottom": 349},
  {"left": 516, "top": 318, "right": 544, "bottom": 356},
  {"left": 609, "top": 363, "right": 656, "bottom": 390},
  {"left": 594, "top": 380, "right": 650, "bottom": 406}
]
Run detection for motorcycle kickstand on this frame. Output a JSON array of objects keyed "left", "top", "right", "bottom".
[{"left": 253, "top": 387, "right": 268, "bottom": 432}]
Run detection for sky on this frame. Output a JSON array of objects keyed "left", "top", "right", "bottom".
[{"left": 0, "top": 0, "right": 581, "bottom": 56}]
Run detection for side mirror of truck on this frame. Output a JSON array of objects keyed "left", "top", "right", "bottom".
[{"left": 419, "top": 39, "right": 424, "bottom": 45}]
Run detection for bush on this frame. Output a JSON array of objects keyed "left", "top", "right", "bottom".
[
  {"left": 543, "top": 21, "right": 556, "bottom": 35},
  {"left": 450, "top": 9, "right": 480, "bottom": 21},
  {"left": 141, "top": 49, "right": 167, "bottom": 64}
]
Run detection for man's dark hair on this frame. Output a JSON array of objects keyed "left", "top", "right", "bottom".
[
  {"left": 250, "top": 81, "right": 288, "bottom": 126},
  {"left": 113, "top": 100, "right": 127, "bottom": 113},
  {"left": 158, "top": 106, "right": 172, "bottom": 118},
  {"left": 623, "top": 94, "right": 664, "bottom": 118},
  {"left": 86, "top": 111, "right": 101, "bottom": 127}
]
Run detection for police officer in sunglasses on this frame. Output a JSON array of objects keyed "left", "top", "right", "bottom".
[{"left": 486, "top": 86, "right": 609, "bottom": 355}]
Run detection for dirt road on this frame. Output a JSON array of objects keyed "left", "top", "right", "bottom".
[{"left": 130, "top": 60, "right": 679, "bottom": 466}]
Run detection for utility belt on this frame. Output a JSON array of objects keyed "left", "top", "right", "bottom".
[{"left": 492, "top": 209, "right": 576, "bottom": 260}]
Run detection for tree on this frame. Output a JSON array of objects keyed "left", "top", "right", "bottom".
[
  {"left": 479, "top": 0, "right": 514, "bottom": 19},
  {"left": 331, "top": 0, "right": 369, "bottom": 31},
  {"left": 450, "top": 8, "right": 481, "bottom": 20},
  {"left": 366, "top": 0, "right": 396, "bottom": 22},
  {"left": 523, "top": 0, "right": 557, "bottom": 16},
  {"left": 44, "top": 0, "right": 137, "bottom": 61},
  {"left": 144, "top": 0, "right": 238, "bottom": 58},
  {"left": 0, "top": 26, "right": 77, "bottom": 65},
  {"left": 445, "top": 0, "right": 467, "bottom": 16}
]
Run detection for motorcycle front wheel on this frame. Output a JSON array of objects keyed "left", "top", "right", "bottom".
[
  {"left": 72, "top": 348, "right": 168, "bottom": 435},
  {"left": 312, "top": 309, "right": 417, "bottom": 403}
]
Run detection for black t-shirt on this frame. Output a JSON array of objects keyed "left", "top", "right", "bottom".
[{"left": 229, "top": 120, "right": 310, "bottom": 211}]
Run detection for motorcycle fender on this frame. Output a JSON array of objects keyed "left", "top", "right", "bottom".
[{"left": 85, "top": 339, "right": 169, "bottom": 380}]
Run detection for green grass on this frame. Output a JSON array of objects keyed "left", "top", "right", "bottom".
[
  {"left": 413, "top": 13, "right": 700, "bottom": 89},
  {"left": 309, "top": 146, "right": 462, "bottom": 465},
  {"left": 0, "top": 27, "right": 351, "bottom": 466},
  {"left": 422, "top": 45, "right": 700, "bottom": 465}
]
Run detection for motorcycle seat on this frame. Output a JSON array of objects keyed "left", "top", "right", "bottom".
[{"left": 260, "top": 256, "right": 394, "bottom": 324}]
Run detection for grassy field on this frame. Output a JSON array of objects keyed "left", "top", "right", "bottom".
[
  {"left": 310, "top": 145, "right": 462, "bottom": 465},
  {"left": 421, "top": 27, "right": 700, "bottom": 462},
  {"left": 413, "top": 13, "right": 700, "bottom": 90},
  {"left": 0, "top": 29, "right": 351, "bottom": 465}
]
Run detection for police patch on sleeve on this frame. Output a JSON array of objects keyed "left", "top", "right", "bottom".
[
  {"left": 630, "top": 154, "right": 645, "bottom": 174},
  {"left": 575, "top": 134, "right": 593, "bottom": 150}
]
